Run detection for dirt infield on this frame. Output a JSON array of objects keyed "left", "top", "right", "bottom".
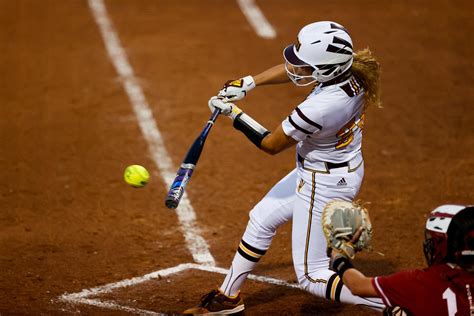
[{"left": 1, "top": 0, "right": 473, "bottom": 314}]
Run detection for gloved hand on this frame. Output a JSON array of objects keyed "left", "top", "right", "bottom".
[
  {"left": 208, "top": 96, "right": 235, "bottom": 116},
  {"left": 322, "top": 200, "right": 373, "bottom": 260},
  {"left": 217, "top": 75, "right": 256, "bottom": 102},
  {"left": 329, "top": 226, "right": 364, "bottom": 262}
]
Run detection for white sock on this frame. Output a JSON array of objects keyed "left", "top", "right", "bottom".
[
  {"left": 220, "top": 239, "right": 266, "bottom": 296},
  {"left": 303, "top": 270, "right": 385, "bottom": 311},
  {"left": 339, "top": 283, "right": 385, "bottom": 310}
]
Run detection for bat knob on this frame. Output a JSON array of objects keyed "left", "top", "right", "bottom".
[
  {"left": 165, "top": 198, "right": 179, "bottom": 209},
  {"left": 165, "top": 185, "right": 185, "bottom": 209}
]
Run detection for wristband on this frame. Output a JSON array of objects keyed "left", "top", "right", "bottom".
[
  {"left": 230, "top": 108, "right": 270, "bottom": 148},
  {"left": 230, "top": 105, "right": 243, "bottom": 120},
  {"left": 331, "top": 256, "right": 354, "bottom": 277},
  {"left": 242, "top": 75, "right": 256, "bottom": 91}
]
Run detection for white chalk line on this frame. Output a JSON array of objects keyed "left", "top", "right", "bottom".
[
  {"left": 59, "top": 263, "right": 300, "bottom": 314},
  {"left": 87, "top": 0, "right": 215, "bottom": 266},
  {"left": 237, "top": 0, "right": 276, "bottom": 39},
  {"left": 60, "top": 1, "right": 285, "bottom": 314},
  {"left": 64, "top": 298, "right": 166, "bottom": 316},
  {"left": 59, "top": 263, "right": 192, "bottom": 300}
]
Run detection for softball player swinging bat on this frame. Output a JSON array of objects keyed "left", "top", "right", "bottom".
[{"left": 184, "top": 21, "right": 383, "bottom": 314}]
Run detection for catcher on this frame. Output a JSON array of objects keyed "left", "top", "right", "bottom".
[{"left": 326, "top": 202, "right": 474, "bottom": 316}]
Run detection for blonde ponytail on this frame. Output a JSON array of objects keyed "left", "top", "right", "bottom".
[{"left": 352, "top": 48, "right": 382, "bottom": 108}]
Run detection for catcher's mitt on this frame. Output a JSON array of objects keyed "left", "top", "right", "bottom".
[{"left": 322, "top": 200, "right": 372, "bottom": 259}]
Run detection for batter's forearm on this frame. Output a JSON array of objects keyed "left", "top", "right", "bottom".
[
  {"left": 229, "top": 106, "right": 295, "bottom": 153},
  {"left": 254, "top": 64, "right": 290, "bottom": 86},
  {"left": 260, "top": 124, "right": 297, "bottom": 155},
  {"left": 231, "top": 107, "right": 270, "bottom": 148}
]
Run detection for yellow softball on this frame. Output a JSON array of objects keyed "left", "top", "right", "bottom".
[{"left": 124, "top": 165, "right": 150, "bottom": 188}]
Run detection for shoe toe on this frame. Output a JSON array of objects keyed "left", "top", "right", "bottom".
[{"left": 182, "top": 306, "right": 209, "bottom": 315}]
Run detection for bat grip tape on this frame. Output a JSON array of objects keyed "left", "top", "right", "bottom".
[{"left": 232, "top": 112, "right": 270, "bottom": 148}]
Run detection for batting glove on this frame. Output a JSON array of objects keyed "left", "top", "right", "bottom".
[
  {"left": 208, "top": 96, "right": 243, "bottom": 119},
  {"left": 217, "top": 75, "right": 256, "bottom": 102},
  {"left": 208, "top": 96, "right": 233, "bottom": 116}
]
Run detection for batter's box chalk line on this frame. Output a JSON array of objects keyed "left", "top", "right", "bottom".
[{"left": 58, "top": 262, "right": 300, "bottom": 314}]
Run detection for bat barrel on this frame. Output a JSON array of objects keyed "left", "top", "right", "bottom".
[
  {"left": 165, "top": 164, "right": 195, "bottom": 209},
  {"left": 164, "top": 109, "right": 220, "bottom": 209}
]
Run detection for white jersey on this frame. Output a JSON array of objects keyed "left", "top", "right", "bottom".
[{"left": 282, "top": 75, "right": 365, "bottom": 163}]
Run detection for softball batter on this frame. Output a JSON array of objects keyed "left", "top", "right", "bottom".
[{"left": 185, "top": 21, "right": 383, "bottom": 314}]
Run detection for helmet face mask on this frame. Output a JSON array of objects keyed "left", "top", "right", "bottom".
[
  {"left": 423, "top": 205, "right": 473, "bottom": 266},
  {"left": 283, "top": 21, "right": 354, "bottom": 85},
  {"left": 423, "top": 230, "right": 449, "bottom": 266},
  {"left": 284, "top": 61, "right": 317, "bottom": 86},
  {"left": 423, "top": 232, "right": 435, "bottom": 265}
]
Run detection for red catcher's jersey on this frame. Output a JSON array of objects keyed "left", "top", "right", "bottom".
[{"left": 372, "top": 264, "right": 474, "bottom": 316}]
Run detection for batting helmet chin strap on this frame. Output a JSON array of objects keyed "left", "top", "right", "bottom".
[{"left": 319, "top": 69, "right": 353, "bottom": 87}]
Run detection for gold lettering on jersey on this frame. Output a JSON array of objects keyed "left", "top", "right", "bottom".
[
  {"left": 336, "top": 117, "right": 356, "bottom": 149},
  {"left": 335, "top": 113, "right": 366, "bottom": 149},
  {"left": 356, "top": 112, "right": 365, "bottom": 130}
]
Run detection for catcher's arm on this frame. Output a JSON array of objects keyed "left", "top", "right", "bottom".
[
  {"left": 323, "top": 201, "right": 378, "bottom": 296},
  {"left": 330, "top": 229, "right": 377, "bottom": 297},
  {"left": 339, "top": 266, "right": 377, "bottom": 297}
]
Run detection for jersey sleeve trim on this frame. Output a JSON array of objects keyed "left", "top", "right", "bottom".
[
  {"left": 372, "top": 277, "right": 392, "bottom": 307},
  {"left": 340, "top": 77, "right": 363, "bottom": 97},
  {"left": 288, "top": 115, "right": 312, "bottom": 134},
  {"left": 295, "top": 107, "right": 322, "bottom": 130},
  {"left": 281, "top": 120, "right": 303, "bottom": 141}
]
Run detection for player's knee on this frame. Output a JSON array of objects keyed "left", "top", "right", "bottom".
[
  {"left": 294, "top": 263, "right": 335, "bottom": 299},
  {"left": 297, "top": 273, "right": 312, "bottom": 292},
  {"left": 293, "top": 266, "right": 312, "bottom": 290},
  {"left": 241, "top": 211, "right": 275, "bottom": 251},
  {"left": 295, "top": 272, "right": 327, "bottom": 298},
  {"left": 248, "top": 207, "right": 276, "bottom": 234}
]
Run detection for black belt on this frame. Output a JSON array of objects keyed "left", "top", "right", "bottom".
[
  {"left": 298, "top": 154, "right": 349, "bottom": 170},
  {"left": 326, "top": 161, "right": 349, "bottom": 170}
]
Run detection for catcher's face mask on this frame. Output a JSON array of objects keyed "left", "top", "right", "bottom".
[
  {"left": 423, "top": 205, "right": 466, "bottom": 266},
  {"left": 423, "top": 231, "right": 434, "bottom": 266}
]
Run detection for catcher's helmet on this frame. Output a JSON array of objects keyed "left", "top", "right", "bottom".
[
  {"left": 283, "top": 21, "right": 353, "bottom": 86},
  {"left": 423, "top": 205, "right": 474, "bottom": 267}
]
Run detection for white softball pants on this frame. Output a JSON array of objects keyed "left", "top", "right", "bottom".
[{"left": 241, "top": 157, "right": 384, "bottom": 309}]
